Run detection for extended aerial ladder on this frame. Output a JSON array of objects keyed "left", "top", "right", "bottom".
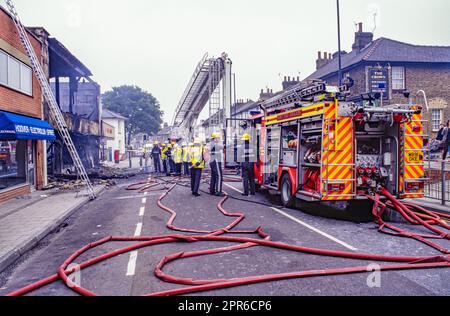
[
  {"left": 5, "top": 0, "right": 96, "bottom": 199},
  {"left": 172, "top": 53, "right": 232, "bottom": 139}
]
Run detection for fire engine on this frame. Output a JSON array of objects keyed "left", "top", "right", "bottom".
[{"left": 239, "top": 80, "right": 426, "bottom": 210}]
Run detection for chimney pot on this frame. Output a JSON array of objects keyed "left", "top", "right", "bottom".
[
  {"left": 318, "top": 51, "right": 322, "bottom": 59},
  {"left": 358, "top": 22, "right": 363, "bottom": 33}
]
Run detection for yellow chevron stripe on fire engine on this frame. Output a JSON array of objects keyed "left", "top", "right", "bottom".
[{"left": 321, "top": 114, "right": 354, "bottom": 201}]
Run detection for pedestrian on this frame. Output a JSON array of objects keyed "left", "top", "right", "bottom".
[
  {"left": 209, "top": 132, "right": 224, "bottom": 196},
  {"left": 182, "top": 142, "right": 191, "bottom": 176},
  {"left": 190, "top": 138, "right": 205, "bottom": 197},
  {"left": 151, "top": 141, "right": 162, "bottom": 174},
  {"left": 241, "top": 133, "right": 256, "bottom": 196},
  {"left": 161, "top": 143, "right": 168, "bottom": 175},
  {"left": 441, "top": 121, "right": 450, "bottom": 160}
]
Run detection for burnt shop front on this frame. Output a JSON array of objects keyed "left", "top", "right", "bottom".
[{"left": 0, "top": 111, "right": 55, "bottom": 199}]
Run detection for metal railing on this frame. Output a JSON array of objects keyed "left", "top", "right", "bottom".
[{"left": 424, "top": 158, "right": 450, "bottom": 205}]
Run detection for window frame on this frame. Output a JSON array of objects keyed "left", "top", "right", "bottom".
[
  {"left": 431, "top": 109, "right": 443, "bottom": 132},
  {"left": 0, "top": 49, "right": 33, "bottom": 97},
  {"left": 392, "top": 66, "right": 405, "bottom": 91}
]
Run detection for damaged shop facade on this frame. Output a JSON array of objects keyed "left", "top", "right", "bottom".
[{"left": 29, "top": 27, "right": 103, "bottom": 177}]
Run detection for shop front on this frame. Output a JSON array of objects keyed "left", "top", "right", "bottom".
[{"left": 0, "top": 111, "right": 55, "bottom": 201}]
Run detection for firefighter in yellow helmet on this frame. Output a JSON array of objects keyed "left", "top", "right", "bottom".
[
  {"left": 241, "top": 133, "right": 256, "bottom": 196},
  {"left": 189, "top": 138, "right": 205, "bottom": 197},
  {"left": 209, "top": 132, "right": 224, "bottom": 196}
]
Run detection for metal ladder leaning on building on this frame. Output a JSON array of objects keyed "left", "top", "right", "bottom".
[{"left": 4, "top": 0, "right": 96, "bottom": 200}]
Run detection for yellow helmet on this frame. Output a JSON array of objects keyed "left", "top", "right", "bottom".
[
  {"left": 167, "top": 144, "right": 172, "bottom": 148},
  {"left": 211, "top": 132, "right": 221, "bottom": 140},
  {"left": 241, "top": 133, "right": 251, "bottom": 141}
]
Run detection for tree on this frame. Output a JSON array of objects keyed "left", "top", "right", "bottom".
[{"left": 102, "top": 85, "right": 163, "bottom": 137}]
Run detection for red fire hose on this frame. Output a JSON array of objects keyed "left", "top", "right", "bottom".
[{"left": 5, "top": 180, "right": 450, "bottom": 296}]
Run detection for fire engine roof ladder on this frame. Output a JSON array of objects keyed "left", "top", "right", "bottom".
[{"left": 5, "top": 0, "right": 96, "bottom": 200}]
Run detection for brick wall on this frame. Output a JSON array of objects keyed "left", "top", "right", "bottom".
[{"left": 0, "top": 8, "right": 43, "bottom": 119}]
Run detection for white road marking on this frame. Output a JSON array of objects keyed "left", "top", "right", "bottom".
[
  {"left": 139, "top": 206, "right": 145, "bottom": 216},
  {"left": 224, "top": 183, "right": 243, "bottom": 194},
  {"left": 134, "top": 223, "right": 143, "bottom": 237},
  {"left": 142, "top": 197, "right": 147, "bottom": 204},
  {"left": 144, "top": 192, "right": 148, "bottom": 196},
  {"left": 224, "top": 182, "right": 357, "bottom": 251},
  {"left": 270, "top": 207, "right": 357, "bottom": 251},
  {"left": 126, "top": 251, "right": 138, "bottom": 276}
]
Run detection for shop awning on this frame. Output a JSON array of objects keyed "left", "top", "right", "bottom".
[{"left": 0, "top": 111, "right": 56, "bottom": 141}]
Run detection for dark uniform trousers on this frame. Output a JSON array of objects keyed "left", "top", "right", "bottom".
[
  {"left": 241, "top": 162, "right": 256, "bottom": 195},
  {"left": 162, "top": 160, "right": 168, "bottom": 175},
  {"left": 191, "top": 168, "right": 203, "bottom": 194},
  {"left": 210, "top": 161, "right": 223, "bottom": 194},
  {"left": 152, "top": 155, "right": 161, "bottom": 173},
  {"left": 183, "top": 162, "right": 190, "bottom": 176}
]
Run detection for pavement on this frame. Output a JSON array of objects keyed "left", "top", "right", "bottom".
[
  {"left": 0, "top": 172, "right": 448, "bottom": 296},
  {"left": 0, "top": 185, "right": 106, "bottom": 274}
]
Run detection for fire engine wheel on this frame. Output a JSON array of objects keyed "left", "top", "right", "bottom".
[{"left": 280, "top": 174, "right": 295, "bottom": 208}]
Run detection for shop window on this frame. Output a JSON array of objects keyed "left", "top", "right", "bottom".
[{"left": 0, "top": 140, "right": 28, "bottom": 191}]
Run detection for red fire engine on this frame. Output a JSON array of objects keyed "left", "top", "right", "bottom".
[{"left": 238, "top": 80, "right": 425, "bottom": 210}]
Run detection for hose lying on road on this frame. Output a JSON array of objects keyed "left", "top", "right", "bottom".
[{"left": 5, "top": 177, "right": 450, "bottom": 296}]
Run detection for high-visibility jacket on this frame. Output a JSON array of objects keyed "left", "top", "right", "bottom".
[
  {"left": 182, "top": 146, "right": 190, "bottom": 163},
  {"left": 161, "top": 147, "right": 168, "bottom": 160},
  {"left": 190, "top": 145, "right": 205, "bottom": 169},
  {"left": 173, "top": 145, "right": 183, "bottom": 164}
]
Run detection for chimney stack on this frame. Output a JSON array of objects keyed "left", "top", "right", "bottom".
[{"left": 352, "top": 22, "right": 374, "bottom": 51}]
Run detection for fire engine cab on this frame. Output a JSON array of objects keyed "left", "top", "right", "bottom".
[{"left": 239, "top": 80, "right": 425, "bottom": 210}]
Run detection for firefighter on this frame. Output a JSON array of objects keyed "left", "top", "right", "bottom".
[
  {"left": 173, "top": 141, "right": 183, "bottom": 176},
  {"left": 209, "top": 132, "right": 224, "bottom": 196},
  {"left": 166, "top": 143, "right": 173, "bottom": 176},
  {"left": 161, "top": 142, "right": 169, "bottom": 175},
  {"left": 182, "top": 142, "right": 191, "bottom": 176},
  {"left": 241, "top": 133, "right": 256, "bottom": 196},
  {"left": 190, "top": 138, "right": 205, "bottom": 197},
  {"left": 151, "top": 141, "right": 162, "bottom": 174}
]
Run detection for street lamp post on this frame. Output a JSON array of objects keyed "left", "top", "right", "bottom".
[{"left": 337, "top": 0, "right": 343, "bottom": 86}]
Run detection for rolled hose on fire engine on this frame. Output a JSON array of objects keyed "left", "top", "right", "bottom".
[{"left": 6, "top": 180, "right": 450, "bottom": 296}]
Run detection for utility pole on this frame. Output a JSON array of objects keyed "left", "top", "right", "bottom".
[{"left": 336, "top": 0, "right": 343, "bottom": 86}]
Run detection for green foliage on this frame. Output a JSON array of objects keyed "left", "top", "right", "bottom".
[{"left": 102, "top": 85, "right": 163, "bottom": 135}]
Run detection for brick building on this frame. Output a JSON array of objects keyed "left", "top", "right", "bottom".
[
  {"left": 0, "top": 7, "right": 55, "bottom": 202},
  {"left": 307, "top": 23, "right": 450, "bottom": 139}
]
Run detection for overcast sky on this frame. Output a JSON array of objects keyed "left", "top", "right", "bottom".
[{"left": 9, "top": 0, "right": 450, "bottom": 124}]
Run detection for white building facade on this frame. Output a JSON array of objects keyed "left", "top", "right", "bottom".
[{"left": 101, "top": 109, "right": 127, "bottom": 162}]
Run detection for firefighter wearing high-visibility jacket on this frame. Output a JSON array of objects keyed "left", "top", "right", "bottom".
[
  {"left": 209, "top": 132, "right": 224, "bottom": 196},
  {"left": 241, "top": 133, "right": 256, "bottom": 196},
  {"left": 161, "top": 142, "right": 169, "bottom": 175},
  {"left": 173, "top": 142, "right": 183, "bottom": 176},
  {"left": 182, "top": 142, "right": 191, "bottom": 176},
  {"left": 190, "top": 138, "right": 205, "bottom": 197}
]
